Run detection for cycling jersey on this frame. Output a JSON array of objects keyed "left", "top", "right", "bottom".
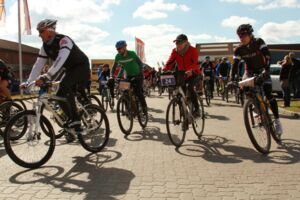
[
  {"left": 217, "top": 62, "right": 231, "bottom": 77},
  {"left": 111, "top": 50, "right": 143, "bottom": 78},
  {"left": 27, "top": 34, "right": 89, "bottom": 83},
  {"left": 232, "top": 37, "right": 270, "bottom": 77},
  {"left": 164, "top": 45, "right": 201, "bottom": 75},
  {"left": 201, "top": 61, "right": 214, "bottom": 77}
]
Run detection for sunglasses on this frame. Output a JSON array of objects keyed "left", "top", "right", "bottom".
[{"left": 117, "top": 47, "right": 123, "bottom": 51}]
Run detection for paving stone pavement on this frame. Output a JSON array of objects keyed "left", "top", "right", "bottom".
[{"left": 0, "top": 93, "right": 299, "bottom": 200}]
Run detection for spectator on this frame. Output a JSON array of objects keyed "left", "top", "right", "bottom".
[
  {"left": 289, "top": 52, "right": 300, "bottom": 98},
  {"left": 279, "top": 55, "right": 292, "bottom": 107}
]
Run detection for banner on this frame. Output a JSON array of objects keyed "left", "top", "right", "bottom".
[
  {"left": 0, "top": 0, "right": 5, "bottom": 26},
  {"left": 20, "top": 0, "right": 31, "bottom": 35},
  {"left": 135, "top": 37, "right": 146, "bottom": 63}
]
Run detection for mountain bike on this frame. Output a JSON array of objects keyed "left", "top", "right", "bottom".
[
  {"left": 4, "top": 81, "right": 110, "bottom": 169},
  {"left": 116, "top": 78, "right": 148, "bottom": 135},
  {"left": 162, "top": 71, "right": 205, "bottom": 147},
  {"left": 100, "top": 80, "right": 114, "bottom": 111},
  {"left": 239, "top": 76, "right": 281, "bottom": 154},
  {"left": 203, "top": 76, "right": 212, "bottom": 106}
]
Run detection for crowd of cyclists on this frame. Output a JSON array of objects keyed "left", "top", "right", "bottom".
[{"left": 0, "top": 18, "right": 295, "bottom": 168}]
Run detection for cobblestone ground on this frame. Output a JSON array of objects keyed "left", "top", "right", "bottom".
[{"left": 0, "top": 93, "right": 299, "bottom": 200}]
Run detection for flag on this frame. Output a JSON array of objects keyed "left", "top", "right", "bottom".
[
  {"left": 20, "top": 0, "right": 31, "bottom": 35},
  {"left": 135, "top": 37, "right": 146, "bottom": 63},
  {"left": 0, "top": 0, "right": 5, "bottom": 26}
]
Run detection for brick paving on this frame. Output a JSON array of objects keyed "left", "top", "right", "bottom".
[{"left": 0, "top": 93, "right": 299, "bottom": 200}]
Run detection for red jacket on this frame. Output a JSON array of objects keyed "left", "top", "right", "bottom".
[{"left": 164, "top": 45, "right": 201, "bottom": 75}]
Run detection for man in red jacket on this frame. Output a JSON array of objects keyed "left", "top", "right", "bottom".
[{"left": 164, "top": 34, "right": 201, "bottom": 117}]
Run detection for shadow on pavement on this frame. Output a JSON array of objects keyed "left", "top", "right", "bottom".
[
  {"left": 148, "top": 114, "right": 166, "bottom": 124},
  {"left": 212, "top": 102, "right": 242, "bottom": 108},
  {"left": 9, "top": 149, "right": 133, "bottom": 200},
  {"left": 148, "top": 107, "right": 164, "bottom": 114},
  {"left": 206, "top": 114, "right": 230, "bottom": 121},
  {"left": 125, "top": 126, "right": 172, "bottom": 146},
  {"left": 175, "top": 135, "right": 300, "bottom": 165}
]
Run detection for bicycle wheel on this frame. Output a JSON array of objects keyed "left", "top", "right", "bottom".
[
  {"left": 14, "top": 99, "right": 27, "bottom": 110},
  {"left": 243, "top": 99, "right": 271, "bottom": 154},
  {"left": 204, "top": 83, "right": 211, "bottom": 106},
  {"left": 267, "top": 111, "right": 281, "bottom": 143},
  {"left": 116, "top": 96, "right": 133, "bottom": 135},
  {"left": 192, "top": 97, "right": 205, "bottom": 138},
  {"left": 101, "top": 91, "right": 108, "bottom": 111},
  {"left": 225, "top": 86, "right": 229, "bottom": 102},
  {"left": 88, "top": 95, "right": 103, "bottom": 110},
  {"left": 137, "top": 100, "right": 148, "bottom": 129},
  {"left": 166, "top": 98, "right": 187, "bottom": 147},
  {"left": 0, "top": 101, "right": 25, "bottom": 140},
  {"left": 4, "top": 110, "right": 56, "bottom": 168},
  {"left": 78, "top": 104, "right": 110, "bottom": 153},
  {"left": 235, "top": 88, "right": 240, "bottom": 104}
]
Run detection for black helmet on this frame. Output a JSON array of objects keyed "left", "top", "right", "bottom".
[
  {"left": 236, "top": 24, "right": 253, "bottom": 35},
  {"left": 37, "top": 19, "right": 57, "bottom": 31}
]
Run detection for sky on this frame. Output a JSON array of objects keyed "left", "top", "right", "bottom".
[{"left": 0, "top": 0, "right": 300, "bottom": 67}]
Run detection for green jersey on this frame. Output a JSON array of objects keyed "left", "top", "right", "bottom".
[{"left": 112, "top": 50, "right": 143, "bottom": 78}]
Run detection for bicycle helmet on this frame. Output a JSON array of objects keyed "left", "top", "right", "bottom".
[
  {"left": 115, "top": 40, "right": 127, "bottom": 49},
  {"left": 236, "top": 24, "right": 253, "bottom": 35},
  {"left": 36, "top": 19, "right": 57, "bottom": 31}
]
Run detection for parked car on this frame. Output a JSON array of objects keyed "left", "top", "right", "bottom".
[{"left": 270, "top": 64, "right": 282, "bottom": 96}]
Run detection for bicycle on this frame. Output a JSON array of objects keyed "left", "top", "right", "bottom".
[
  {"left": 203, "top": 75, "right": 212, "bottom": 106},
  {"left": 116, "top": 78, "right": 148, "bottom": 135},
  {"left": 162, "top": 71, "right": 205, "bottom": 147},
  {"left": 4, "top": 81, "right": 110, "bottom": 169},
  {"left": 100, "top": 80, "right": 114, "bottom": 111},
  {"left": 227, "top": 79, "right": 244, "bottom": 106},
  {"left": 239, "top": 76, "right": 281, "bottom": 154}
]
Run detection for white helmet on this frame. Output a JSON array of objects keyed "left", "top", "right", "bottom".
[{"left": 36, "top": 19, "right": 57, "bottom": 31}]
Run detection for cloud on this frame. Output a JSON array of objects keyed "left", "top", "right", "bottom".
[
  {"left": 220, "top": 0, "right": 265, "bottom": 5},
  {"left": 256, "top": 0, "right": 300, "bottom": 9},
  {"left": 123, "top": 24, "right": 235, "bottom": 67},
  {"left": 0, "top": 0, "right": 120, "bottom": 60},
  {"left": 258, "top": 20, "right": 300, "bottom": 42},
  {"left": 220, "top": 0, "right": 300, "bottom": 9},
  {"left": 133, "top": 0, "right": 190, "bottom": 20},
  {"left": 221, "top": 16, "right": 256, "bottom": 28}
]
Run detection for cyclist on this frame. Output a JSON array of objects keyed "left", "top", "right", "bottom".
[
  {"left": 21, "top": 19, "right": 90, "bottom": 133},
  {"left": 201, "top": 56, "right": 215, "bottom": 98},
  {"left": 98, "top": 64, "right": 115, "bottom": 105},
  {"left": 231, "top": 24, "right": 283, "bottom": 135},
  {"left": 111, "top": 40, "right": 147, "bottom": 115},
  {"left": 216, "top": 57, "right": 231, "bottom": 93},
  {"left": 164, "top": 34, "right": 201, "bottom": 117},
  {"left": 0, "top": 59, "right": 13, "bottom": 102}
]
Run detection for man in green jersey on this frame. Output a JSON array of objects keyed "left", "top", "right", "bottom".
[{"left": 111, "top": 40, "right": 147, "bottom": 114}]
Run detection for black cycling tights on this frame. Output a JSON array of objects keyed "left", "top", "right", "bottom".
[
  {"left": 56, "top": 65, "right": 90, "bottom": 122},
  {"left": 263, "top": 84, "right": 279, "bottom": 119}
]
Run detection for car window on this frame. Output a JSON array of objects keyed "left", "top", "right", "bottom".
[{"left": 270, "top": 67, "right": 281, "bottom": 75}]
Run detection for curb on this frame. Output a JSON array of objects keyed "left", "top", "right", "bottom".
[{"left": 279, "top": 107, "right": 300, "bottom": 119}]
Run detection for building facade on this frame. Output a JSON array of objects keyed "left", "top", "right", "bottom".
[{"left": 196, "top": 42, "right": 300, "bottom": 64}]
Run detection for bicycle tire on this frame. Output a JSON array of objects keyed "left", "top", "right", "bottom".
[
  {"left": 192, "top": 97, "right": 205, "bottom": 138},
  {"left": 116, "top": 96, "right": 133, "bottom": 135},
  {"left": 267, "top": 110, "right": 281, "bottom": 143},
  {"left": 88, "top": 95, "right": 103, "bottom": 110},
  {"left": 204, "top": 84, "right": 211, "bottom": 106},
  {"left": 137, "top": 100, "right": 148, "bottom": 129},
  {"left": 4, "top": 110, "right": 55, "bottom": 169},
  {"left": 14, "top": 99, "right": 27, "bottom": 110},
  {"left": 0, "top": 101, "right": 25, "bottom": 140},
  {"left": 166, "top": 98, "right": 187, "bottom": 147},
  {"left": 243, "top": 99, "right": 271, "bottom": 154},
  {"left": 225, "top": 86, "right": 229, "bottom": 103},
  {"left": 77, "top": 104, "right": 110, "bottom": 153}
]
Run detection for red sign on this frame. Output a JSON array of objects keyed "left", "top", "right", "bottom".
[{"left": 135, "top": 37, "right": 146, "bottom": 63}]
